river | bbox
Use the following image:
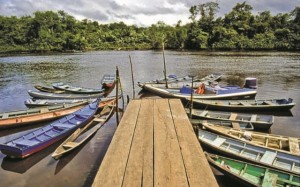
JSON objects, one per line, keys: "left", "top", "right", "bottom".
{"left": 0, "top": 50, "right": 299, "bottom": 186}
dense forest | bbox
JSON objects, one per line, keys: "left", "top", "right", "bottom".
{"left": 0, "top": 2, "right": 299, "bottom": 53}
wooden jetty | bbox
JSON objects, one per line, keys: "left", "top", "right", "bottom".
{"left": 92, "top": 99, "right": 218, "bottom": 187}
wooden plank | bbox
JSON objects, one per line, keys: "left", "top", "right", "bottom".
{"left": 260, "top": 151, "right": 277, "bottom": 165}
{"left": 122, "top": 99, "right": 153, "bottom": 187}
{"left": 62, "top": 142, "right": 79, "bottom": 148}
{"left": 262, "top": 172, "right": 278, "bottom": 187}
{"left": 142, "top": 99, "right": 154, "bottom": 187}
{"left": 153, "top": 99, "right": 188, "bottom": 187}
{"left": 92, "top": 100, "right": 141, "bottom": 187}
{"left": 264, "top": 101, "right": 275, "bottom": 105}
{"left": 200, "top": 110, "right": 208, "bottom": 117}
{"left": 240, "top": 101, "right": 251, "bottom": 106}
{"left": 232, "top": 122, "right": 241, "bottom": 130}
{"left": 288, "top": 137, "right": 300, "bottom": 154}
{"left": 229, "top": 113, "right": 237, "bottom": 120}
{"left": 169, "top": 99, "right": 218, "bottom": 187}
{"left": 250, "top": 115, "right": 257, "bottom": 122}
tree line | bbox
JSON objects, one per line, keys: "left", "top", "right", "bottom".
{"left": 0, "top": 2, "right": 299, "bottom": 53}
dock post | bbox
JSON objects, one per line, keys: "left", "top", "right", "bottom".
{"left": 116, "top": 66, "right": 119, "bottom": 125}
{"left": 189, "top": 76, "right": 194, "bottom": 119}
{"left": 129, "top": 55, "right": 135, "bottom": 99}
{"left": 162, "top": 42, "right": 168, "bottom": 88}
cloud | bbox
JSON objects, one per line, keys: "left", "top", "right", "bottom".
{"left": 0, "top": 0, "right": 299, "bottom": 26}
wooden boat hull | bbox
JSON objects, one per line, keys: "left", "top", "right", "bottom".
{"left": 52, "top": 102, "right": 115, "bottom": 159}
{"left": 0, "top": 100, "right": 100, "bottom": 158}
{"left": 25, "top": 98, "right": 90, "bottom": 107}
{"left": 187, "top": 98, "right": 295, "bottom": 111}
{"left": 191, "top": 119, "right": 255, "bottom": 131}
{"left": 0, "top": 102, "right": 88, "bottom": 129}
{"left": 34, "top": 85, "right": 65, "bottom": 94}
{"left": 140, "top": 83, "right": 257, "bottom": 100}
{"left": 206, "top": 153, "right": 300, "bottom": 187}
{"left": 142, "top": 73, "right": 222, "bottom": 85}
{"left": 202, "top": 123, "right": 300, "bottom": 156}
{"left": 188, "top": 109, "right": 274, "bottom": 130}
{"left": 28, "top": 90, "right": 104, "bottom": 99}
{"left": 198, "top": 129, "right": 300, "bottom": 175}
{"left": 52, "top": 82, "right": 105, "bottom": 94}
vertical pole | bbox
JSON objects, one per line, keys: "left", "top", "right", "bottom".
{"left": 129, "top": 55, "right": 135, "bottom": 99}
{"left": 116, "top": 66, "right": 119, "bottom": 125}
{"left": 162, "top": 42, "right": 168, "bottom": 88}
{"left": 189, "top": 76, "right": 194, "bottom": 119}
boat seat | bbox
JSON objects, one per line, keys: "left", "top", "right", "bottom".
{"left": 63, "top": 142, "right": 79, "bottom": 148}
{"left": 288, "top": 137, "right": 300, "bottom": 154}
{"left": 93, "top": 118, "right": 106, "bottom": 122}
{"left": 240, "top": 101, "right": 251, "bottom": 106}
{"left": 263, "top": 101, "right": 275, "bottom": 105}
{"left": 262, "top": 172, "right": 277, "bottom": 187}
{"left": 2, "top": 113, "right": 9, "bottom": 119}
{"left": 53, "top": 123, "right": 72, "bottom": 130}
{"left": 14, "top": 139, "right": 40, "bottom": 147}
{"left": 250, "top": 115, "right": 257, "bottom": 122}
{"left": 40, "top": 108, "right": 49, "bottom": 113}
{"left": 260, "top": 151, "right": 277, "bottom": 165}
{"left": 212, "top": 137, "right": 226, "bottom": 147}
{"left": 229, "top": 113, "right": 237, "bottom": 120}
{"left": 200, "top": 111, "right": 208, "bottom": 117}
{"left": 232, "top": 122, "right": 241, "bottom": 130}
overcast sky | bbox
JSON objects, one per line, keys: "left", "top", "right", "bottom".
{"left": 0, "top": 0, "right": 299, "bottom": 26}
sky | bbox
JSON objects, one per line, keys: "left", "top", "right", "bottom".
{"left": 0, "top": 0, "right": 299, "bottom": 26}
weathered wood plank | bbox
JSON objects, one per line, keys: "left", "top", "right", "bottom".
{"left": 92, "top": 100, "right": 141, "bottom": 187}
{"left": 169, "top": 99, "right": 218, "bottom": 187}
{"left": 154, "top": 99, "right": 188, "bottom": 187}
{"left": 142, "top": 99, "right": 154, "bottom": 187}
{"left": 122, "top": 99, "right": 153, "bottom": 187}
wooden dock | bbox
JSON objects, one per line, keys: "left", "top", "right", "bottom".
{"left": 92, "top": 99, "right": 218, "bottom": 187}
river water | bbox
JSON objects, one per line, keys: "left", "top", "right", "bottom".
{"left": 0, "top": 51, "right": 299, "bottom": 186}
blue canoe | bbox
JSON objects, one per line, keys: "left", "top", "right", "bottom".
{"left": 0, "top": 99, "right": 100, "bottom": 158}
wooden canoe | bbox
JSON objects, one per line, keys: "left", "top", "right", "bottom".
{"left": 52, "top": 82, "right": 105, "bottom": 94}
{"left": 187, "top": 109, "right": 274, "bottom": 130}
{"left": 139, "top": 83, "right": 256, "bottom": 100}
{"left": 186, "top": 98, "right": 295, "bottom": 111}
{"left": 0, "top": 102, "right": 89, "bottom": 129}
{"left": 190, "top": 119, "right": 255, "bottom": 131}
{"left": 0, "top": 97, "right": 117, "bottom": 129}
{"left": 24, "top": 96, "right": 118, "bottom": 107}
{"left": 205, "top": 153, "right": 300, "bottom": 187}
{"left": 0, "top": 100, "right": 100, "bottom": 158}
{"left": 52, "top": 102, "right": 115, "bottom": 159}
{"left": 34, "top": 85, "right": 66, "bottom": 94}
{"left": 142, "top": 73, "right": 222, "bottom": 84}
{"left": 25, "top": 98, "right": 90, "bottom": 107}
{"left": 202, "top": 122, "right": 300, "bottom": 156}
{"left": 198, "top": 129, "right": 300, "bottom": 175}
{"left": 28, "top": 90, "right": 104, "bottom": 99}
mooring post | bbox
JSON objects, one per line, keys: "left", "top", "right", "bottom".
{"left": 162, "top": 42, "right": 168, "bottom": 88}
{"left": 116, "top": 66, "right": 120, "bottom": 125}
{"left": 129, "top": 55, "right": 135, "bottom": 99}
{"left": 189, "top": 76, "right": 194, "bottom": 119}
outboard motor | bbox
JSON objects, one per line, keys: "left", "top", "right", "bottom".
{"left": 244, "top": 77, "right": 257, "bottom": 89}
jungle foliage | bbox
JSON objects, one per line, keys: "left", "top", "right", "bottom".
{"left": 0, "top": 2, "right": 299, "bottom": 53}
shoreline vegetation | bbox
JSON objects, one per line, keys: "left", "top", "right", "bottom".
{"left": 0, "top": 2, "right": 299, "bottom": 55}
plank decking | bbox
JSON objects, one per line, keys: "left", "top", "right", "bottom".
{"left": 92, "top": 99, "right": 218, "bottom": 187}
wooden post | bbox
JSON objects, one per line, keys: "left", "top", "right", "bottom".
{"left": 129, "top": 55, "right": 135, "bottom": 99}
{"left": 189, "top": 76, "right": 194, "bottom": 119}
{"left": 116, "top": 66, "right": 120, "bottom": 125}
{"left": 162, "top": 42, "right": 168, "bottom": 88}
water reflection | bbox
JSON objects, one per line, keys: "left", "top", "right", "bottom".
{"left": 0, "top": 51, "right": 299, "bottom": 187}
{"left": 1, "top": 139, "right": 63, "bottom": 174}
